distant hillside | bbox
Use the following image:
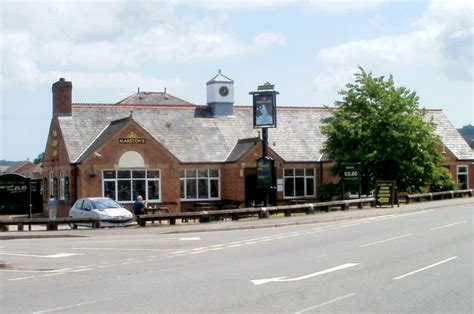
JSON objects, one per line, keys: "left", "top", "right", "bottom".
{"left": 0, "top": 160, "right": 14, "bottom": 166}
{"left": 458, "top": 125, "right": 474, "bottom": 148}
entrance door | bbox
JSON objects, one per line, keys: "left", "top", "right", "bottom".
{"left": 244, "top": 168, "right": 276, "bottom": 207}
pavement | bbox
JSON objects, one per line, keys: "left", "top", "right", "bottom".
{"left": 1, "top": 197, "right": 472, "bottom": 240}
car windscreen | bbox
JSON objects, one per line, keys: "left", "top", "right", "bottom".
{"left": 91, "top": 199, "right": 121, "bottom": 209}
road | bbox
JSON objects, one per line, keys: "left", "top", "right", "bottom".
{"left": 1, "top": 200, "right": 472, "bottom": 313}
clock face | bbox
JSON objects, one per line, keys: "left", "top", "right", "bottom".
{"left": 219, "top": 85, "right": 229, "bottom": 97}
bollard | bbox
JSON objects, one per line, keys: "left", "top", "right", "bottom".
{"left": 259, "top": 208, "right": 269, "bottom": 219}
{"left": 306, "top": 204, "right": 315, "bottom": 215}
{"left": 199, "top": 211, "right": 210, "bottom": 223}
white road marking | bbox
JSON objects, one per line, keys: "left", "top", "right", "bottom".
{"left": 32, "top": 300, "right": 102, "bottom": 313}
{"left": 162, "top": 209, "right": 437, "bottom": 258}
{"left": 71, "top": 268, "right": 92, "bottom": 272}
{"left": 360, "top": 234, "right": 412, "bottom": 248}
{"left": 295, "top": 293, "right": 355, "bottom": 313}
{"left": 314, "top": 254, "right": 328, "bottom": 258}
{"left": 8, "top": 276, "right": 35, "bottom": 281}
{"left": 397, "top": 209, "right": 435, "bottom": 217}
{"left": 430, "top": 221, "right": 467, "bottom": 230}
{"left": 72, "top": 247, "right": 173, "bottom": 252}
{"left": 251, "top": 263, "right": 359, "bottom": 285}
{"left": 393, "top": 256, "right": 458, "bottom": 280}
{"left": 1, "top": 268, "right": 73, "bottom": 274}
{"left": 179, "top": 237, "right": 201, "bottom": 241}
{"left": 0, "top": 252, "right": 83, "bottom": 258}
{"left": 43, "top": 273, "right": 64, "bottom": 277}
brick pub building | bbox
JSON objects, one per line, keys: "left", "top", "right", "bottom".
{"left": 42, "top": 72, "right": 473, "bottom": 217}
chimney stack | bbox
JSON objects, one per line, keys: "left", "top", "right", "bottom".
{"left": 52, "top": 78, "right": 72, "bottom": 116}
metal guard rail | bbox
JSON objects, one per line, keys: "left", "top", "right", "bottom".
{"left": 136, "top": 198, "right": 376, "bottom": 226}
{"left": 405, "top": 189, "right": 473, "bottom": 204}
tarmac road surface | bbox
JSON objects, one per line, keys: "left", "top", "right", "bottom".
{"left": 0, "top": 198, "right": 472, "bottom": 313}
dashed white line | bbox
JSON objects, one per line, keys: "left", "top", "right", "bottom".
{"left": 71, "top": 268, "right": 92, "bottom": 273}
{"left": 393, "top": 256, "right": 458, "bottom": 280}
{"left": 8, "top": 276, "right": 36, "bottom": 281}
{"left": 179, "top": 237, "right": 201, "bottom": 241}
{"left": 429, "top": 221, "right": 467, "bottom": 230}
{"left": 43, "top": 273, "right": 64, "bottom": 277}
{"left": 0, "top": 252, "right": 83, "bottom": 258}
{"left": 360, "top": 234, "right": 412, "bottom": 248}
{"left": 32, "top": 300, "right": 103, "bottom": 313}
{"left": 295, "top": 293, "right": 355, "bottom": 313}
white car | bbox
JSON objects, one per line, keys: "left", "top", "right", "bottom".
{"left": 69, "top": 197, "right": 133, "bottom": 229}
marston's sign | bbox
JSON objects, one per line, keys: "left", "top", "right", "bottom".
{"left": 118, "top": 131, "right": 146, "bottom": 144}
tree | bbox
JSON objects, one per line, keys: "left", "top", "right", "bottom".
{"left": 458, "top": 124, "right": 474, "bottom": 148}
{"left": 33, "top": 152, "right": 44, "bottom": 164}
{"left": 321, "top": 68, "right": 452, "bottom": 193}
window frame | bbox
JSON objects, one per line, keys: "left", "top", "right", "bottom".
{"left": 180, "top": 169, "right": 220, "bottom": 201}
{"left": 283, "top": 167, "right": 316, "bottom": 199}
{"left": 59, "top": 170, "right": 65, "bottom": 200}
{"left": 49, "top": 171, "right": 54, "bottom": 197}
{"left": 102, "top": 169, "right": 162, "bottom": 203}
{"left": 457, "top": 165, "right": 469, "bottom": 189}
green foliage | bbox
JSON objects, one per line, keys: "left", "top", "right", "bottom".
{"left": 33, "top": 152, "right": 44, "bottom": 164}
{"left": 322, "top": 67, "right": 454, "bottom": 193}
{"left": 458, "top": 124, "right": 474, "bottom": 148}
{"left": 319, "top": 183, "right": 341, "bottom": 201}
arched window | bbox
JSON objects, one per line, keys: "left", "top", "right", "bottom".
{"left": 102, "top": 151, "right": 160, "bottom": 203}
{"left": 118, "top": 151, "right": 145, "bottom": 168}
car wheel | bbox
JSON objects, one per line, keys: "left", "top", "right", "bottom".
{"left": 69, "top": 223, "right": 78, "bottom": 229}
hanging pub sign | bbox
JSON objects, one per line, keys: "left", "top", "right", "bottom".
{"left": 257, "top": 156, "right": 274, "bottom": 189}
{"left": 375, "top": 180, "right": 398, "bottom": 207}
{"left": 250, "top": 82, "right": 278, "bottom": 128}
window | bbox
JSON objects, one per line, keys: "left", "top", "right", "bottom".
{"left": 457, "top": 165, "right": 469, "bottom": 189}
{"left": 64, "top": 177, "right": 70, "bottom": 200}
{"left": 284, "top": 168, "right": 315, "bottom": 198}
{"left": 60, "top": 171, "right": 65, "bottom": 200}
{"left": 180, "top": 169, "right": 220, "bottom": 200}
{"left": 49, "top": 171, "right": 54, "bottom": 197}
{"left": 102, "top": 169, "right": 161, "bottom": 203}
{"left": 43, "top": 178, "right": 48, "bottom": 200}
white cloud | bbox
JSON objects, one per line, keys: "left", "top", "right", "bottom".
{"left": 253, "top": 32, "right": 287, "bottom": 47}
{"left": 176, "top": 0, "right": 294, "bottom": 10}
{"left": 418, "top": 0, "right": 474, "bottom": 81}
{"left": 308, "top": 0, "right": 387, "bottom": 12}
{"left": 314, "top": 0, "right": 474, "bottom": 91}
{"left": 1, "top": 0, "right": 286, "bottom": 89}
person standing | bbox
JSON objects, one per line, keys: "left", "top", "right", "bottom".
{"left": 47, "top": 195, "right": 58, "bottom": 219}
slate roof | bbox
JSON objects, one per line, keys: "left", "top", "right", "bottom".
{"left": 429, "top": 110, "right": 474, "bottom": 160}
{"left": 226, "top": 137, "right": 260, "bottom": 162}
{"left": 74, "top": 117, "right": 131, "bottom": 163}
{"left": 57, "top": 96, "right": 474, "bottom": 164}
{"left": 116, "top": 92, "right": 194, "bottom": 106}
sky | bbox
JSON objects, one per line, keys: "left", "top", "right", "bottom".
{"left": 1, "top": 0, "right": 473, "bottom": 161}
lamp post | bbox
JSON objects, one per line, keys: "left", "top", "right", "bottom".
{"left": 250, "top": 82, "right": 279, "bottom": 206}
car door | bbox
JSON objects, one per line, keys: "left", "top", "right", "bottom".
{"left": 81, "top": 199, "right": 94, "bottom": 218}
{"left": 70, "top": 199, "right": 84, "bottom": 218}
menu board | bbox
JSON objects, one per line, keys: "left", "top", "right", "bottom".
{"left": 375, "top": 180, "right": 397, "bottom": 207}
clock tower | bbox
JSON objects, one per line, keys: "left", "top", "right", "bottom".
{"left": 206, "top": 70, "right": 234, "bottom": 117}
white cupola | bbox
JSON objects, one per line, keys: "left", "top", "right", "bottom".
{"left": 206, "top": 70, "right": 234, "bottom": 116}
